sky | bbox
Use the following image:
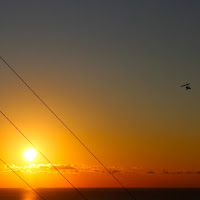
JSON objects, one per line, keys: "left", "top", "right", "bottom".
{"left": 0, "top": 0, "right": 200, "bottom": 189}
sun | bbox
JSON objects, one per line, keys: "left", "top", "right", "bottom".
{"left": 24, "top": 148, "right": 37, "bottom": 161}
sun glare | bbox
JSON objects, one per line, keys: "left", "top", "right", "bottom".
{"left": 24, "top": 148, "right": 37, "bottom": 161}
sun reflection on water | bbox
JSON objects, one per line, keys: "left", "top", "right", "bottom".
{"left": 22, "top": 189, "right": 39, "bottom": 200}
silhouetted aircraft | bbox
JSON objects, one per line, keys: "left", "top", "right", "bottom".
{"left": 180, "top": 83, "right": 191, "bottom": 90}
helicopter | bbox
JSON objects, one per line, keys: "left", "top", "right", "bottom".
{"left": 180, "top": 83, "right": 191, "bottom": 90}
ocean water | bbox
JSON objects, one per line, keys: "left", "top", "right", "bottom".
{"left": 0, "top": 188, "right": 200, "bottom": 200}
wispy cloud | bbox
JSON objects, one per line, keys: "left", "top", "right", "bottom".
{"left": 1, "top": 164, "right": 77, "bottom": 174}
{"left": 1, "top": 164, "right": 200, "bottom": 176}
{"left": 162, "top": 169, "right": 200, "bottom": 175}
{"left": 0, "top": 164, "right": 123, "bottom": 175}
{"left": 146, "top": 170, "right": 155, "bottom": 174}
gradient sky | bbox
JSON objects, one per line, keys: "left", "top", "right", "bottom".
{"left": 0, "top": 1, "right": 200, "bottom": 188}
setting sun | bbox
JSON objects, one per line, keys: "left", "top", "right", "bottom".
{"left": 24, "top": 148, "right": 37, "bottom": 161}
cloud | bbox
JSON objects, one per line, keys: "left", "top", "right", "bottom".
{"left": 146, "top": 171, "right": 155, "bottom": 174}
{"left": 1, "top": 164, "right": 78, "bottom": 174}
{"left": 1, "top": 162, "right": 145, "bottom": 175}
{"left": 1, "top": 164, "right": 123, "bottom": 175}
{"left": 50, "top": 164, "right": 76, "bottom": 170}
{"left": 162, "top": 169, "right": 200, "bottom": 175}
{"left": 185, "top": 171, "right": 194, "bottom": 174}
{"left": 2, "top": 164, "right": 200, "bottom": 176}
{"left": 176, "top": 171, "right": 184, "bottom": 174}
{"left": 163, "top": 169, "right": 169, "bottom": 174}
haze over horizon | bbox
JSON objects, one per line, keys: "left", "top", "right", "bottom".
{"left": 0, "top": 1, "right": 200, "bottom": 189}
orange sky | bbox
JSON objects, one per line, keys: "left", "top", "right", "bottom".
{"left": 0, "top": 62, "right": 200, "bottom": 188}
{"left": 0, "top": 100, "right": 200, "bottom": 188}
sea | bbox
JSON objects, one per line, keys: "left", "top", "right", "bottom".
{"left": 0, "top": 188, "right": 200, "bottom": 200}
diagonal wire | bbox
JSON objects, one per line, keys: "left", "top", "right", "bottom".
{"left": 0, "top": 55, "right": 136, "bottom": 200}
{"left": 0, "top": 158, "right": 46, "bottom": 200}
{"left": 0, "top": 110, "right": 87, "bottom": 200}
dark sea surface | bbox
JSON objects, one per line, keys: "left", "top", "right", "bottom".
{"left": 0, "top": 188, "right": 200, "bottom": 200}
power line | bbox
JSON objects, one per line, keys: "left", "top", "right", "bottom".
{"left": 0, "top": 158, "right": 46, "bottom": 200}
{"left": 0, "top": 110, "right": 87, "bottom": 200}
{"left": 0, "top": 55, "right": 136, "bottom": 200}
